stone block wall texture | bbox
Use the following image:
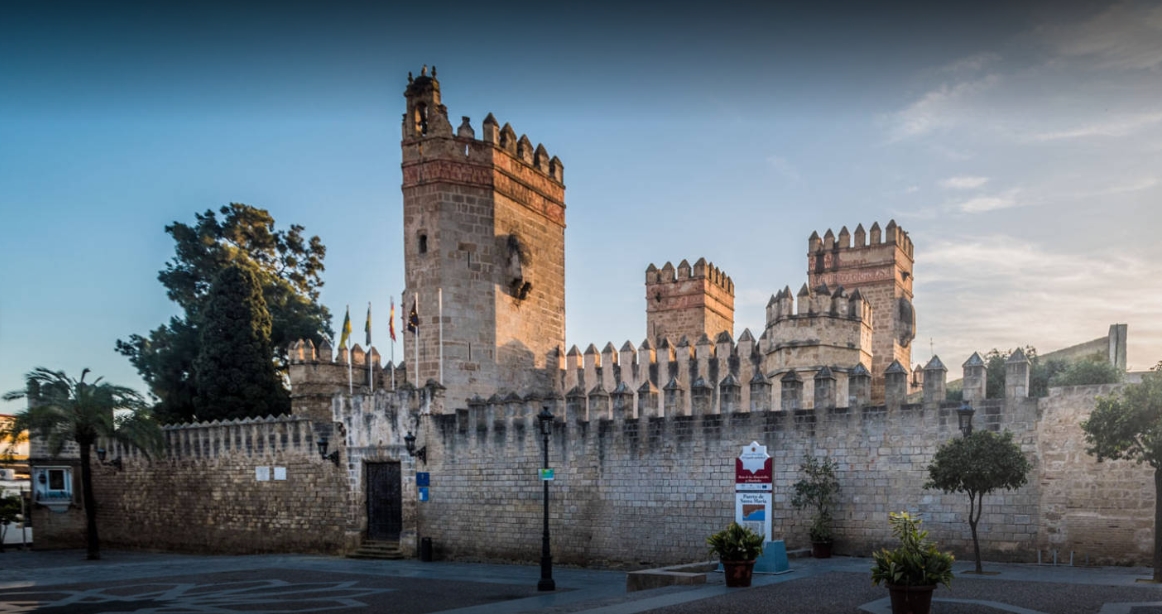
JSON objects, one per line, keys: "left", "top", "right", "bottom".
{"left": 1036, "top": 384, "right": 1154, "bottom": 564}
{"left": 412, "top": 383, "right": 1152, "bottom": 568}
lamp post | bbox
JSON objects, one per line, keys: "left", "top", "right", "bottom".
{"left": 537, "top": 405, "right": 555, "bottom": 592}
{"left": 957, "top": 401, "right": 975, "bottom": 437}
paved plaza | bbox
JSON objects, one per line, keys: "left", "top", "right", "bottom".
{"left": 3, "top": 549, "right": 1162, "bottom": 613}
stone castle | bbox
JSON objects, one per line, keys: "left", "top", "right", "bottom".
{"left": 295, "top": 66, "right": 920, "bottom": 415}
{"left": 27, "top": 68, "right": 1150, "bottom": 571}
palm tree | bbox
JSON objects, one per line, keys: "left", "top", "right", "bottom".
{"left": 1, "top": 368, "right": 163, "bottom": 560}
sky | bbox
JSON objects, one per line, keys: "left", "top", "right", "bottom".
{"left": 2, "top": 0, "right": 1161, "bottom": 411}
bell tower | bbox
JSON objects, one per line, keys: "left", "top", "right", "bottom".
{"left": 400, "top": 66, "right": 566, "bottom": 407}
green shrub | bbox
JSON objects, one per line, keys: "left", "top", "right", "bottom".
{"left": 871, "top": 512, "right": 954, "bottom": 588}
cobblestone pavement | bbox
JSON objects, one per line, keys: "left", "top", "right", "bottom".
{"left": 2, "top": 550, "right": 1161, "bottom": 613}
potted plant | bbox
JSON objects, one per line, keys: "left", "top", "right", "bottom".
{"left": 791, "top": 454, "right": 840, "bottom": 557}
{"left": 871, "top": 512, "right": 955, "bottom": 614}
{"left": 706, "top": 522, "right": 765, "bottom": 588}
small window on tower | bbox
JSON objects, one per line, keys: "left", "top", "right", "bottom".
{"left": 419, "top": 234, "right": 428, "bottom": 254}
{"left": 415, "top": 103, "right": 429, "bottom": 136}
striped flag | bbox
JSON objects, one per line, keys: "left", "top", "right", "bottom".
{"left": 365, "top": 302, "right": 372, "bottom": 347}
{"left": 338, "top": 306, "right": 352, "bottom": 349}
{"left": 389, "top": 300, "right": 397, "bottom": 342}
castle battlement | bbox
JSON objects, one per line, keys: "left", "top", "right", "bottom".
{"left": 765, "top": 283, "right": 872, "bottom": 322}
{"left": 809, "top": 220, "right": 914, "bottom": 257}
{"left": 645, "top": 258, "right": 734, "bottom": 294}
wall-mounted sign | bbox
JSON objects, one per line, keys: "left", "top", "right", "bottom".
{"left": 735, "top": 441, "right": 773, "bottom": 490}
{"left": 539, "top": 468, "right": 555, "bottom": 481}
{"left": 274, "top": 467, "right": 287, "bottom": 481}
{"left": 419, "top": 487, "right": 429, "bottom": 502}
{"left": 735, "top": 492, "right": 772, "bottom": 542}
{"left": 255, "top": 467, "right": 270, "bottom": 482}
{"left": 416, "top": 472, "right": 430, "bottom": 487}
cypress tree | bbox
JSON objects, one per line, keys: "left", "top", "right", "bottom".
{"left": 194, "top": 262, "right": 288, "bottom": 420}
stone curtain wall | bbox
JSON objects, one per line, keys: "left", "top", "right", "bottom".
{"left": 89, "top": 416, "right": 348, "bottom": 554}
{"left": 1037, "top": 384, "right": 1154, "bottom": 564}
{"left": 416, "top": 395, "right": 1044, "bottom": 567}
{"left": 413, "top": 382, "right": 1153, "bottom": 568}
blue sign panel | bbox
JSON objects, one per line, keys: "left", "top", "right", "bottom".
{"left": 416, "top": 472, "right": 430, "bottom": 487}
{"left": 418, "top": 486, "right": 429, "bottom": 502}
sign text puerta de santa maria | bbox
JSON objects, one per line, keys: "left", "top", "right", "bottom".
{"left": 735, "top": 441, "right": 772, "bottom": 541}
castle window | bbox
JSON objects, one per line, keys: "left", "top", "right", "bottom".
{"left": 419, "top": 234, "right": 428, "bottom": 254}
{"left": 414, "top": 103, "right": 429, "bottom": 136}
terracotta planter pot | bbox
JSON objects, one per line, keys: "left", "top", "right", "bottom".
{"left": 721, "top": 559, "right": 756, "bottom": 587}
{"left": 886, "top": 584, "right": 936, "bottom": 614}
{"left": 811, "top": 541, "right": 832, "bottom": 558}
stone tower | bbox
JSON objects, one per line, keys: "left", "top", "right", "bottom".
{"left": 645, "top": 258, "right": 734, "bottom": 345}
{"left": 400, "top": 66, "right": 566, "bottom": 407}
{"left": 806, "top": 221, "right": 915, "bottom": 401}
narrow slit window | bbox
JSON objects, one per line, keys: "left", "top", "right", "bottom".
{"left": 419, "top": 234, "right": 428, "bottom": 254}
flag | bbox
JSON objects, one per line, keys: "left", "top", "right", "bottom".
{"left": 407, "top": 299, "right": 419, "bottom": 334}
{"left": 365, "top": 302, "right": 372, "bottom": 347}
{"left": 389, "top": 300, "right": 397, "bottom": 342}
{"left": 338, "top": 306, "right": 352, "bottom": 349}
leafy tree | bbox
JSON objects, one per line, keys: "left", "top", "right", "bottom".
{"left": 925, "top": 430, "right": 1031, "bottom": 573}
{"left": 0, "top": 493, "right": 21, "bottom": 552}
{"left": 117, "top": 204, "right": 331, "bottom": 423}
{"left": 1081, "top": 365, "right": 1162, "bottom": 581}
{"left": 1049, "top": 355, "right": 1123, "bottom": 387}
{"left": 791, "top": 454, "right": 841, "bottom": 543}
{"left": 1, "top": 368, "right": 163, "bottom": 560}
{"left": 194, "top": 263, "right": 287, "bottom": 420}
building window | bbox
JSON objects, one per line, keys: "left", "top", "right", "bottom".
{"left": 33, "top": 466, "right": 73, "bottom": 512}
{"left": 419, "top": 234, "right": 428, "bottom": 254}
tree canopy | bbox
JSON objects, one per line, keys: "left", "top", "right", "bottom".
{"left": 117, "top": 204, "right": 331, "bottom": 423}
{"left": 982, "top": 347, "right": 1121, "bottom": 398}
{"left": 925, "top": 430, "right": 1031, "bottom": 573}
{"left": 194, "top": 263, "right": 287, "bottom": 420}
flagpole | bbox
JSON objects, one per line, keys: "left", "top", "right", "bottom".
{"left": 390, "top": 298, "right": 397, "bottom": 390}
{"left": 415, "top": 291, "right": 420, "bottom": 388}
{"left": 438, "top": 288, "right": 443, "bottom": 386}
{"left": 348, "top": 342, "right": 353, "bottom": 397}
{"left": 368, "top": 302, "right": 374, "bottom": 394}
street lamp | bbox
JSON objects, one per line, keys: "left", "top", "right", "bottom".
{"left": 957, "top": 401, "right": 975, "bottom": 437}
{"left": 537, "top": 405, "right": 555, "bottom": 592}
{"left": 96, "top": 447, "right": 122, "bottom": 471}
{"left": 316, "top": 436, "right": 340, "bottom": 465}
{"left": 404, "top": 431, "right": 427, "bottom": 465}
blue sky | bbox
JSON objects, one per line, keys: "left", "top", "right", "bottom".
{"left": 3, "top": 1, "right": 1161, "bottom": 411}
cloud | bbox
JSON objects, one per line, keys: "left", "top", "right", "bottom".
{"left": 1024, "top": 110, "right": 1162, "bottom": 141}
{"left": 904, "top": 185, "right": 920, "bottom": 194}
{"left": 953, "top": 188, "right": 1022, "bottom": 213}
{"left": 766, "top": 155, "right": 800, "bottom": 180}
{"left": 887, "top": 74, "right": 1000, "bottom": 141}
{"left": 938, "top": 52, "right": 1002, "bottom": 74}
{"left": 916, "top": 235, "right": 1162, "bottom": 370}
{"left": 1043, "top": 1, "right": 1162, "bottom": 71}
{"left": 939, "top": 176, "right": 989, "bottom": 189}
